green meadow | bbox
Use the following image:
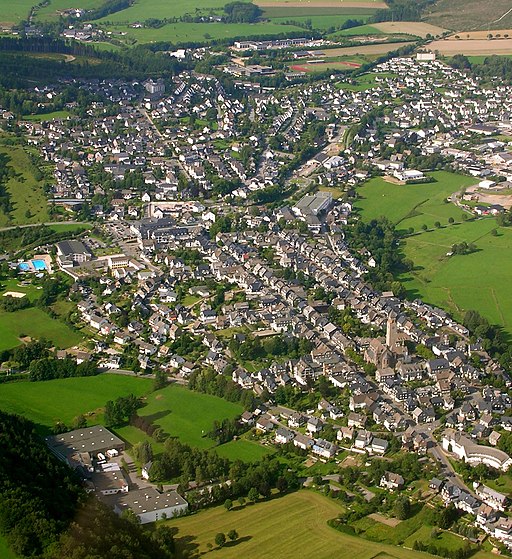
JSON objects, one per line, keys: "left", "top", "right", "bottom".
{"left": 138, "top": 385, "right": 243, "bottom": 449}
{"left": 0, "top": 375, "right": 152, "bottom": 432}
{"left": 214, "top": 438, "right": 274, "bottom": 462}
{"left": 0, "top": 145, "right": 50, "bottom": 226}
{"left": 356, "top": 171, "right": 512, "bottom": 332}
{"left": 270, "top": 14, "right": 373, "bottom": 30}
{"left": 0, "top": 307, "right": 83, "bottom": 351}
{"left": 0, "top": 0, "right": 34, "bottom": 27}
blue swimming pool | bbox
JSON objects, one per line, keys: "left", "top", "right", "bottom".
{"left": 18, "top": 263, "right": 30, "bottom": 271}
{"left": 31, "top": 260, "right": 47, "bottom": 271}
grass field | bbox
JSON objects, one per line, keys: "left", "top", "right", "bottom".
{"left": 270, "top": 14, "right": 373, "bottom": 29}
{"left": 429, "top": 38, "right": 512, "bottom": 56}
{"left": 0, "top": 0, "right": 34, "bottom": 27}
{"left": 168, "top": 490, "right": 471, "bottom": 559}
{"left": 355, "top": 171, "right": 476, "bottom": 231}
{"left": 0, "top": 145, "right": 49, "bottom": 226}
{"left": 356, "top": 171, "right": 512, "bottom": 331}
{"left": 372, "top": 21, "right": 447, "bottom": 38}
{"left": 264, "top": 6, "right": 376, "bottom": 18}
{"left": 24, "top": 110, "right": 71, "bottom": 121}
{"left": 138, "top": 385, "right": 243, "bottom": 449}
{"left": 105, "top": 21, "right": 304, "bottom": 44}
{"left": 0, "top": 374, "right": 152, "bottom": 432}
{"left": 215, "top": 438, "right": 274, "bottom": 462}
{"left": 0, "top": 306, "right": 83, "bottom": 351}
{"left": 0, "top": 534, "right": 17, "bottom": 559}
{"left": 34, "top": 0, "right": 104, "bottom": 21}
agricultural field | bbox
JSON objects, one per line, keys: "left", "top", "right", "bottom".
{"left": 138, "top": 385, "right": 243, "bottom": 449}
{"left": 104, "top": 21, "right": 304, "bottom": 45}
{"left": 168, "top": 490, "right": 465, "bottom": 559}
{"left": 401, "top": 219, "right": 512, "bottom": 334}
{"left": 355, "top": 171, "right": 512, "bottom": 331}
{"left": 0, "top": 0, "right": 34, "bottom": 28}
{"left": 270, "top": 14, "right": 374, "bottom": 30}
{"left": 0, "top": 306, "right": 83, "bottom": 351}
{"left": 355, "top": 171, "right": 476, "bottom": 231}
{"left": 214, "top": 438, "right": 274, "bottom": 462}
{"left": 34, "top": 0, "right": 105, "bottom": 21}
{"left": 371, "top": 21, "right": 447, "bottom": 38}
{"left": 0, "top": 374, "right": 152, "bottom": 433}
{"left": 262, "top": 6, "right": 377, "bottom": 18}
{"left": 255, "top": 0, "right": 387, "bottom": 8}
{"left": 429, "top": 38, "right": 512, "bottom": 56}
{"left": 0, "top": 145, "right": 50, "bottom": 227}
{"left": 424, "top": 0, "right": 512, "bottom": 31}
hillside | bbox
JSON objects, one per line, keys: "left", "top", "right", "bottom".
{"left": 425, "top": 0, "right": 512, "bottom": 31}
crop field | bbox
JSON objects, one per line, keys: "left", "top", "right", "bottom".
{"left": 0, "top": 375, "right": 152, "bottom": 432}
{"left": 429, "top": 38, "right": 512, "bottom": 56}
{"left": 371, "top": 21, "right": 447, "bottom": 38}
{"left": 0, "top": 0, "right": 34, "bottom": 28}
{"left": 0, "top": 307, "right": 83, "bottom": 351}
{"left": 138, "top": 385, "right": 243, "bottom": 449}
{"left": 0, "top": 145, "right": 49, "bottom": 226}
{"left": 105, "top": 21, "right": 304, "bottom": 45}
{"left": 425, "top": 0, "right": 512, "bottom": 31}
{"left": 169, "top": 490, "right": 464, "bottom": 559}
{"left": 214, "top": 438, "right": 274, "bottom": 462}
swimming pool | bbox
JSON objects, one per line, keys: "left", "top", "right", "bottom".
{"left": 18, "top": 263, "right": 30, "bottom": 271}
{"left": 31, "top": 260, "right": 47, "bottom": 271}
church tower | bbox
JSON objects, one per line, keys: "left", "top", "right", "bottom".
{"left": 386, "top": 315, "right": 398, "bottom": 351}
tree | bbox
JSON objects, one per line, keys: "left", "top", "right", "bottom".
{"left": 394, "top": 496, "right": 411, "bottom": 520}
{"left": 215, "top": 533, "right": 226, "bottom": 547}
{"left": 72, "top": 414, "right": 87, "bottom": 429}
{"left": 434, "top": 221, "right": 441, "bottom": 228}
{"left": 133, "top": 440, "right": 153, "bottom": 464}
{"left": 448, "top": 217, "right": 455, "bottom": 224}
{"left": 248, "top": 487, "right": 259, "bottom": 502}
{"left": 238, "top": 496, "right": 246, "bottom": 507}
{"left": 153, "top": 370, "right": 168, "bottom": 391}
{"left": 227, "top": 529, "right": 238, "bottom": 541}
{"left": 224, "top": 498, "right": 233, "bottom": 511}
{"left": 421, "top": 224, "right": 428, "bottom": 231}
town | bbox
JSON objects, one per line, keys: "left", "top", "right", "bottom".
{"left": 3, "top": 42, "right": 512, "bottom": 559}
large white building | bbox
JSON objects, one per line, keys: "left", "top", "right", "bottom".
{"left": 114, "top": 488, "right": 188, "bottom": 524}
{"left": 443, "top": 429, "right": 512, "bottom": 471}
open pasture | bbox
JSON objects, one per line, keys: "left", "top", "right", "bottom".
{"left": 429, "top": 38, "right": 512, "bottom": 56}
{"left": 138, "top": 385, "right": 243, "bottom": 449}
{"left": 0, "top": 1, "right": 34, "bottom": 28}
{"left": 0, "top": 374, "right": 152, "bottom": 432}
{"left": 371, "top": 21, "right": 447, "bottom": 38}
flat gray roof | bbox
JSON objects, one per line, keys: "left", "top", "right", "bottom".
{"left": 115, "top": 488, "right": 187, "bottom": 513}
{"left": 46, "top": 425, "right": 125, "bottom": 458}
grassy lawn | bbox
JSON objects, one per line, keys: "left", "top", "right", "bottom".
{"left": 330, "top": 24, "right": 383, "bottom": 37}
{"left": 0, "top": 374, "right": 152, "bottom": 433}
{"left": 114, "top": 424, "right": 166, "bottom": 456}
{"left": 404, "top": 524, "right": 468, "bottom": 550}
{"left": 0, "top": 307, "right": 83, "bottom": 351}
{"left": 138, "top": 385, "right": 243, "bottom": 449}
{"left": 215, "top": 439, "right": 274, "bottom": 462}
{"left": 24, "top": 110, "right": 71, "bottom": 121}
{"left": 0, "top": 145, "right": 49, "bottom": 226}
{"left": 0, "top": 277, "right": 42, "bottom": 301}
{"left": 481, "top": 474, "right": 512, "bottom": 496}
{"left": 0, "top": 534, "right": 18, "bottom": 559}
{"left": 169, "top": 490, "right": 454, "bottom": 559}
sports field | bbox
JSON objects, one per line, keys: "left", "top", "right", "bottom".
{"left": 0, "top": 374, "right": 152, "bottom": 432}
{"left": 138, "top": 385, "right": 243, "bottom": 449}
{"left": 0, "top": 145, "right": 49, "bottom": 226}
{"left": 168, "top": 490, "right": 469, "bottom": 559}
{"left": 0, "top": 307, "right": 83, "bottom": 351}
